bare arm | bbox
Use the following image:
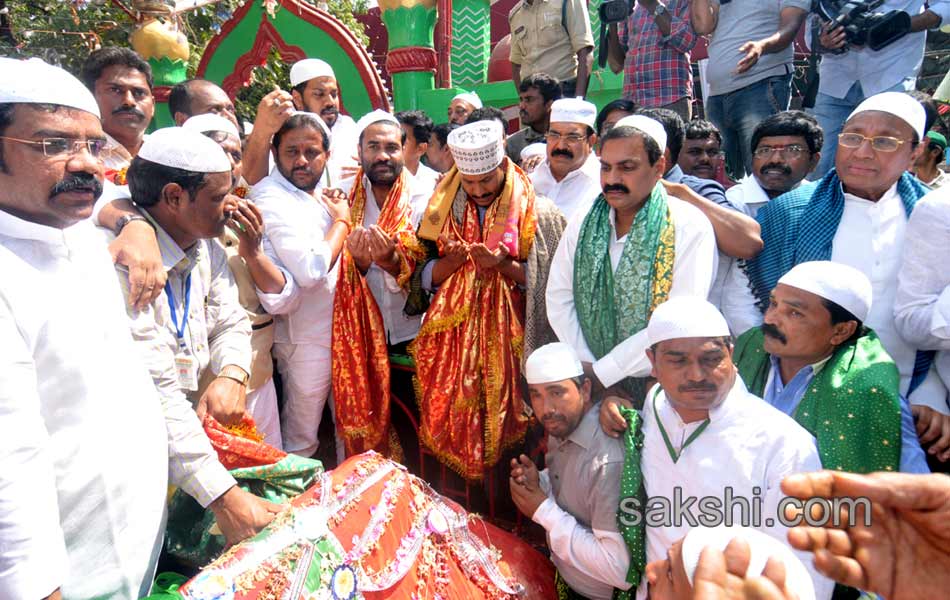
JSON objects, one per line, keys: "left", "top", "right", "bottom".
{"left": 242, "top": 89, "right": 296, "bottom": 185}
{"left": 662, "top": 180, "right": 763, "bottom": 259}
{"left": 230, "top": 201, "right": 286, "bottom": 294}
{"left": 511, "top": 63, "right": 522, "bottom": 91}
{"left": 735, "top": 7, "right": 808, "bottom": 74}
{"left": 606, "top": 24, "right": 626, "bottom": 74}
{"left": 690, "top": 0, "right": 719, "bottom": 35}
{"left": 910, "top": 9, "right": 943, "bottom": 33}
{"left": 496, "top": 256, "right": 527, "bottom": 286}
{"left": 575, "top": 46, "right": 593, "bottom": 96}
{"left": 99, "top": 198, "right": 165, "bottom": 311}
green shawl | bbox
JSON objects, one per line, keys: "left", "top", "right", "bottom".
{"left": 574, "top": 184, "right": 674, "bottom": 404}
{"left": 734, "top": 327, "right": 902, "bottom": 473}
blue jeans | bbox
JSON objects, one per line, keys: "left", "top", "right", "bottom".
{"left": 705, "top": 73, "right": 792, "bottom": 180}
{"left": 811, "top": 77, "right": 916, "bottom": 180}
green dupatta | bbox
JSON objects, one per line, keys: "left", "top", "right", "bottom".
{"left": 573, "top": 184, "right": 675, "bottom": 404}
{"left": 734, "top": 327, "right": 901, "bottom": 473}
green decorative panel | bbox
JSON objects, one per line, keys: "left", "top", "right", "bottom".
{"left": 451, "top": 0, "right": 490, "bottom": 88}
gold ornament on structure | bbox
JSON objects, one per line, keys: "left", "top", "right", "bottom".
{"left": 130, "top": 18, "right": 189, "bottom": 62}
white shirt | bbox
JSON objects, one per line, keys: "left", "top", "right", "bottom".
{"left": 717, "top": 175, "right": 774, "bottom": 335}
{"left": 0, "top": 212, "right": 168, "bottom": 599}
{"left": 529, "top": 152, "right": 601, "bottom": 222}
{"left": 251, "top": 167, "right": 338, "bottom": 346}
{"left": 546, "top": 198, "right": 718, "bottom": 387}
{"left": 816, "top": 1, "right": 950, "bottom": 99}
{"left": 362, "top": 176, "right": 429, "bottom": 344}
{"left": 831, "top": 184, "right": 947, "bottom": 404}
{"left": 641, "top": 378, "right": 832, "bottom": 600}
{"left": 412, "top": 162, "right": 440, "bottom": 205}
{"left": 894, "top": 187, "right": 950, "bottom": 414}
{"left": 328, "top": 114, "right": 359, "bottom": 191}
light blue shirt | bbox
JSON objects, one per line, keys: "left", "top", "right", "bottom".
{"left": 817, "top": 1, "right": 950, "bottom": 98}
{"left": 764, "top": 356, "right": 931, "bottom": 473}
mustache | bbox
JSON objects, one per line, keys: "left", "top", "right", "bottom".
{"left": 603, "top": 183, "right": 630, "bottom": 195}
{"left": 321, "top": 106, "right": 339, "bottom": 116}
{"left": 759, "top": 162, "right": 791, "bottom": 176}
{"left": 50, "top": 172, "right": 102, "bottom": 198}
{"left": 552, "top": 149, "right": 574, "bottom": 159}
{"left": 371, "top": 160, "right": 395, "bottom": 170}
{"left": 112, "top": 105, "right": 145, "bottom": 119}
{"left": 760, "top": 322, "right": 787, "bottom": 344}
{"left": 679, "top": 382, "right": 717, "bottom": 392}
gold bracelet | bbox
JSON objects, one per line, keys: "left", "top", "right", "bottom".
{"left": 333, "top": 218, "right": 352, "bottom": 235}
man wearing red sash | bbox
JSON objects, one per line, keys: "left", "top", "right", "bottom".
{"left": 410, "top": 120, "right": 566, "bottom": 480}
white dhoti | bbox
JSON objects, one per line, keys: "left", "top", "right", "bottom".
{"left": 273, "top": 342, "right": 336, "bottom": 458}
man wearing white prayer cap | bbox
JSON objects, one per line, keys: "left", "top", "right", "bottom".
{"left": 411, "top": 119, "right": 567, "bottom": 481}
{"left": 546, "top": 114, "right": 717, "bottom": 409}
{"left": 733, "top": 261, "right": 929, "bottom": 475}
{"left": 510, "top": 342, "right": 631, "bottom": 599}
{"left": 449, "top": 91, "right": 483, "bottom": 125}
{"left": 644, "top": 525, "right": 816, "bottom": 600}
{"left": 745, "top": 89, "right": 946, "bottom": 429}
{"left": 242, "top": 57, "right": 359, "bottom": 190}
{"left": 599, "top": 297, "right": 830, "bottom": 599}
{"left": 529, "top": 97, "right": 601, "bottom": 221}
{"left": 0, "top": 59, "right": 275, "bottom": 599}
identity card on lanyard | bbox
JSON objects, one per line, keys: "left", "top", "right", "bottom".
{"left": 166, "top": 274, "right": 199, "bottom": 391}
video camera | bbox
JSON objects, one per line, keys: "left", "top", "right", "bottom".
{"left": 598, "top": 0, "right": 633, "bottom": 24}
{"left": 812, "top": 0, "right": 911, "bottom": 53}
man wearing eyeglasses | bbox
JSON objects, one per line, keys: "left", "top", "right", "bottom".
{"left": 529, "top": 97, "right": 601, "bottom": 221}
{"left": 745, "top": 92, "right": 948, "bottom": 422}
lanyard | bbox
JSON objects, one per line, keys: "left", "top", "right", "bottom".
{"left": 652, "top": 387, "right": 711, "bottom": 464}
{"left": 163, "top": 273, "right": 192, "bottom": 351}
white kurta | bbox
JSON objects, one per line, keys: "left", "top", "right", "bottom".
{"left": 546, "top": 197, "right": 718, "bottom": 387}
{"left": 831, "top": 185, "right": 947, "bottom": 405}
{"left": 328, "top": 114, "right": 360, "bottom": 192}
{"left": 0, "top": 212, "right": 168, "bottom": 600}
{"left": 894, "top": 187, "right": 950, "bottom": 414}
{"left": 529, "top": 152, "right": 602, "bottom": 222}
{"left": 640, "top": 378, "right": 832, "bottom": 600}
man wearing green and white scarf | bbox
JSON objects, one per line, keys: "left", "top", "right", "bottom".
{"left": 546, "top": 115, "right": 717, "bottom": 409}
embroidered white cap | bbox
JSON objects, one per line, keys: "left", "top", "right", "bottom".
{"left": 549, "top": 97, "right": 597, "bottom": 129}
{"left": 778, "top": 260, "right": 872, "bottom": 322}
{"left": 447, "top": 120, "right": 506, "bottom": 175}
{"left": 138, "top": 127, "right": 231, "bottom": 173}
{"left": 847, "top": 91, "right": 926, "bottom": 141}
{"left": 355, "top": 108, "right": 401, "bottom": 138}
{"left": 614, "top": 114, "right": 668, "bottom": 152}
{"left": 181, "top": 113, "right": 241, "bottom": 140}
{"left": 452, "top": 91, "right": 483, "bottom": 110}
{"left": 647, "top": 297, "right": 730, "bottom": 346}
{"left": 525, "top": 342, "right": 584, "bottom": 385}
{"left": 0, "top": 57, "right": 100, "bottom": 118}
{"left": 520, "top": 142, "right": 547, "bottom": 161}
{"left": 290, "top": 58, "right": 336, "bottom": 87}
{"left": 681, "top": 526, "right": 816, "bottom": 600}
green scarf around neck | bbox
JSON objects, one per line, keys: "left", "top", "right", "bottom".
{"left": 734, "top": 327, "right": 901, "bottom": 473}
{"left": 573, "top": 184, "right": 674, "bottom": 404}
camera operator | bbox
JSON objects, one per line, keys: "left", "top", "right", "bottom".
{"left": 691, "top": 0, "right": 811, "bottom": 180}
{"left": 605, "top": 1, "right": 698, "bottom": 121}
{"left": 811, "top": 1, "right": 950, "bottom": 179}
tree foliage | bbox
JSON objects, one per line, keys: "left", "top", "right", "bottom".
{"left": 0, "top": 0, "right": 367, "bottom": 121}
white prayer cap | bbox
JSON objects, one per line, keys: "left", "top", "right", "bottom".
{"left": 525, "top": 343, "right": 584, "bottom": 385}
{"left": 520, "top": 142, "right": 547, "bottom": 161}
{"left": 356, "top": 108, "right": 401, "bottom": 138}
{"left": 647, "top": 297, "right": 730, "bottom": 346}
{"left": 549, "top": 97, "right": 597, "bottom": 129}
{"left": 614, "top": 115, "right": 667, "bottom": 152}
{"left": 447, "top": 120, "right": 506, "bottom": 175}
{"left": 0, "top": 57, "right": 100, "bottom": 118}
{"left": 290, "top": 58, "right": 336, "bottom": 87}
{"left": 847, "top": 91, "right": 926, "bottom": 141}
{"left": 138, "top": 127, "right": 231, "bottom": 173}
{"left": 181, "top": 113, "right": 241, "bottom": 140}
{"left": 681, "top": 526, "right": 816, "bottom": 600}
{"left": 452, "top": 91, "right": 483, "bottom": 110}
{"left": 778, "top": 261, "right": 872, "bottom": 322}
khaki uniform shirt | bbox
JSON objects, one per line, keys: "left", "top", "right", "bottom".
{"left": 508, "top": 0, "right": 594, "bottom": 82}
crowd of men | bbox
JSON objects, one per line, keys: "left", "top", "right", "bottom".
{"left": 3, "top": 5, "right": 950, "bottom": 596}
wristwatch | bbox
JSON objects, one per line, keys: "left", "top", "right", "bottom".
{"left": 113, "top": 213, "right": 151, "bottom": 236}
{"left": 218, "top": 365, "right": 250, "bottom": 387}
{"left": 653, "top": 2, "right": 669, "bottom": 18}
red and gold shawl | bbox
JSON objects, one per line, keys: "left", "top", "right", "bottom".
{"left": 410, "top": 158, "right": 537, "bottom": 480}
{"left": 331, "top": 169, "right": 425, "bottom": 458}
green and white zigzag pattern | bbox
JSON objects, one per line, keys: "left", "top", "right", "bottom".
{"left": 451, "top": 0, "right": 490, "bottom": 88}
